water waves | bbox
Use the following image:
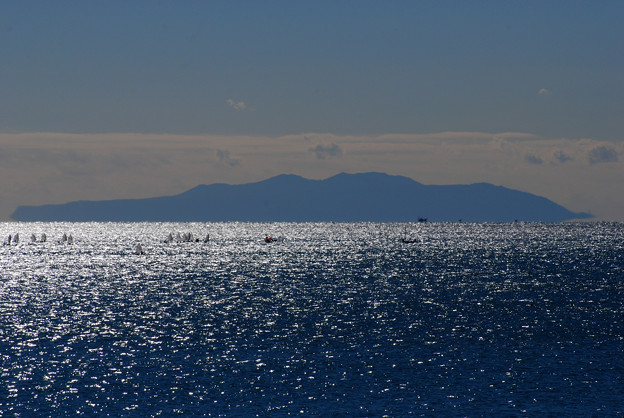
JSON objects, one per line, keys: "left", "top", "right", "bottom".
{"left": 0, "top": 222, "right": 622, "bottom": 415}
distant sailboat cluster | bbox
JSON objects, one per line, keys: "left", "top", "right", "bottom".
{"left": 4, "top": 229, "right": 212, "bottom": 255}
{"left": 163, "top": 232, "right": 210, "bottom": 244}
{"left": 4, "top": 229, "right": 282, "bottom": 255}
{"left": 59, "top": 232, "right": 74, "bottom": 244}
{"left": 4, "top": 232, "right": 73, "bottom": 246}
{"left": 5, "top": 233, "right": 19, "bottom": 245}
{"left": 31, "top": 233, "right": 47, "bottom": 243}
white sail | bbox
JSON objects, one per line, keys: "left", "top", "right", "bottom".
{"left": 31, "top": 234, "right": 37, "bottom": 242}
{"left": 13, "top": 233, "right": 19, "bottom": 244}
{"left": 135, "top": 244, "right": 144, "bottom": 255}
{"left": 67, "top": 234, "right": 73, "bottom": 244}
{"left": 41, "top": 233, "right": 47, "bottom": 242}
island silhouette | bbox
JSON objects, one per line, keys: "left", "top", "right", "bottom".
{"left": 11, "top": 172, "right": 592, "bottom": 222}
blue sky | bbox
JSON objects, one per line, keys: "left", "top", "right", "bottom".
{"left": 1, "top": 1, "right": 623, "bottom": 220}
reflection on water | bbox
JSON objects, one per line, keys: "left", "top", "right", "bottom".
{"left": 1, "top": 222, "right": 623, "bottom": 415}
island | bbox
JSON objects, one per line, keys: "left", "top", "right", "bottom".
{"left": 11, "top": 172, "right": 592, "bottom": 222}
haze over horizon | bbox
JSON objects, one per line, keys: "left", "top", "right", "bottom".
{"left": 2, "top": 1, "right": 623, "bottom": 221}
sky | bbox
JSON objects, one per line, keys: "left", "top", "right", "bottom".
{"left": 1, "top": 1, "right": 623, "bottom": 221}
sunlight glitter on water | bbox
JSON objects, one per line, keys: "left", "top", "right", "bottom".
{"left": 0, "top": 222, "right": 623, "bottom": 415}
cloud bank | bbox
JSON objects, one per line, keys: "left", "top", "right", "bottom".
{"left": 1, "top": 131, "right": 623, "bottom": 221}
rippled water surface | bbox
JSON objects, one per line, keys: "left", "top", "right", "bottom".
{"left": 1, "top": 222, "right": 623, "bottom": 415}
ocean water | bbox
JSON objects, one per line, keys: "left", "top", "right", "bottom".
{"left": 1, "top": 222, "right": 622, "bottom": 416}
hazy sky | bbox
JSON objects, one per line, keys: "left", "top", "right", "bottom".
{"left": 2, "top": 1, "right": 623, "bottom": 221}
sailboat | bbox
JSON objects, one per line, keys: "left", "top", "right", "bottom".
{"left": 401, "top": 227, "right": 418, "bottom": 244}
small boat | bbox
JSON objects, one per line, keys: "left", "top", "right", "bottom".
{"left": 135, "top": 244, "right": 145, "bottom": 255}
{"left": 264, "top": 236, "right": 274, "bottom": 243}
{"left": 401, "top": 227, "right": 418, "bottom": 244}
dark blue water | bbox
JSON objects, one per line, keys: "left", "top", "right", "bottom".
{"left": 1, "top": 222, "right": 623, "bottom": 415}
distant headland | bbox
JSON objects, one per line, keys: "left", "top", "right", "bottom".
{"left": 11, "top": 172, "right": 592, "bottom": 222}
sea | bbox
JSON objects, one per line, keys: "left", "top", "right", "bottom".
{"left": 1, "top": 222, "right": 622, "bottom": 416}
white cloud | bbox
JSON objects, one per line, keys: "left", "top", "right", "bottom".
{"left": 226, "top": 99, "right": 247, "bottom": 110}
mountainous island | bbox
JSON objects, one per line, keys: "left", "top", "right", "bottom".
{"left": 11, "top": 172, "right": 591, "bottom": 222}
